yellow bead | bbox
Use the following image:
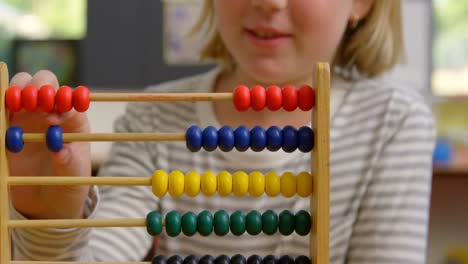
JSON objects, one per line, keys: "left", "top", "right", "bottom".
{"left": 232, "top": 171, "right": 249, "bottom": 197}
{"left": 201, "top": 171, "right": 217, "bottom": 196}
{"left": 265, "top": 171, "right": 280, "bottom": 197}
{"left": 297, "top": 171, "right": 312, "bottom": 197}
{"left": 185, "top": 171, "right": 201, "bottom": 197}
{"left": 168, "top": 170, "right": 185, "bottom": 198}
{"left": 249, "top": 171, "right": 265, "bottom": 197}
{"left": 152, "top": 170, "right": 168, "bottom": 197}
{"left": 217, "top": 171, "right": 232, "bottom": 197}
{"left": 281, "top": 172, "right": 296, "bottom": 198}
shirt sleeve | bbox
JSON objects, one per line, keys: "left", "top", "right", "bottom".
{"left": 11, "top": 102, "right": 159, "bottom": 262}
{"left": 346, "top": 100, "right": 437, "bottom": 263}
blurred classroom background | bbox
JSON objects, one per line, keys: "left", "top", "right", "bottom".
{"left": 0, "top": 0, "right": 467, "bottom": 263}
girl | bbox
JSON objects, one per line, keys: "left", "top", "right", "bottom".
{"left": 9, "top": 0, "right": 436, "bottom": 263}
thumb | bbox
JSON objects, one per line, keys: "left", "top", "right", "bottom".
{"left": 47, "top": 112, "right": 91, "bottom": 177}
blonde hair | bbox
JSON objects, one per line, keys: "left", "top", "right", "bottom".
{"left": 193, "top": 0, "right": 404, "bottom": 78}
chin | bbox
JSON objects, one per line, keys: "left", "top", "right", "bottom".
{"left": 246, "top": 63, "right": 292, "bottom": 85}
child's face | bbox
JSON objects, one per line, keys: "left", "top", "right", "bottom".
{"left": 214, "top": 0, "right": 357, "bottom": 84}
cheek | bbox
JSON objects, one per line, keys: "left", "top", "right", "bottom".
{"left": 290, "top": 0, "right": 351, "bottom": 59}
{"left": 213, "top": 1, "right": 245, "bottom": 43}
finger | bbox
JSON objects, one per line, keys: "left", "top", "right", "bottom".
{"left": 46, "top": 111, "right": 90, "bottom": 133}
{"left": 30, "top": 70, "right": 60, "bottom": 89}
{"left": 10, "top": 72, "right": 33, "bottom": 87}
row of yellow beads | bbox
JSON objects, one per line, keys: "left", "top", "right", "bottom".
{"left": 152, "top": 170, "right": 312, "bottom": 198}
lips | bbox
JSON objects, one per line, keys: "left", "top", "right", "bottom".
{"left": 245, "top": 26, "right": 292, "bottom": 39}
{"left": 244, "top": 26, "right": 292, "bottom": 49}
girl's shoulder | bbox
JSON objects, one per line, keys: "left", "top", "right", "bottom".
{"left": 343, "top": 72, "right": 433, "bottom": 116}
{"left": 336, "top": 73, "right": 435, "bottom": 139}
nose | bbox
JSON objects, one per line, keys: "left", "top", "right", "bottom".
{"left": 252, "top": 0, "right": 288, "bottom": 13}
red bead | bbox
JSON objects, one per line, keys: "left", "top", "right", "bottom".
{"left": 282, "top": 85, "right": 298, "bottom": 111}
{"left": 21, "top": 85, "right": 39, "bottom": 112}
{"left": 38, "top": 85, "right": 56, "bottom": 113}
{"left": 266, "top": 85, "right": 282, "bottom": 111}
{"left": 5, "top": 86, "right": 22, "bottom": 112}
{"left": 233, "top": 85, "right": 250, "bottom": 112}
{"left": 250, "top": 85, "right": 266, "bottom": 111}
{"left": 56, "top": 86, "right": 73, "bottom": 113}
{"left": 73, "top": 86, "right": 90, "bottom": 112}
{"left": 298, "top": 85, "right": 315, "bottom": 111}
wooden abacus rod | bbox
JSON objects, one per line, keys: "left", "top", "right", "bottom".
{"left": 8, "top": 177, "right": 151, "bottom": 186}
{"left": 23, "top": 132, "right": 186, "bottom": 142}
{"left": 9, "top": 218, "right": 151, "bottom": 229}
{"left": 90, "top": 92, "right": 233, "bottom": 102}
{"left": 0, "top": 62, "right": 12, "bottom": 263}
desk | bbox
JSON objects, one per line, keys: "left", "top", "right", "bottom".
{"left": 434, "top": 166, "right": 468, "bottom": 178}
{"left": 429, "top": 165, "right": 468, "bottom": 264}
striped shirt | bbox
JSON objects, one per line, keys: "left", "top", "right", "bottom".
{"left": 11, "top": 67, "right": 436, "bottom": 263}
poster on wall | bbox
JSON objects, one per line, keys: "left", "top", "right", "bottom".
{"left": 162, "top": 0, "right": 207, "bottom": 65}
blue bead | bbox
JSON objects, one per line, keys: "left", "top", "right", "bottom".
{"left": 298, "top": 126, "right": 314, "bottom": 152}
{"left": 218, "top": 126, "right": 234, "bottom": 152}
{"left": 183, "top": 255, "right": 199, "bottom": 264}
{"left": 152, "top": 255, "right": 167, "bottom": 264}
{"left": 234, "top": 126, "right": 250, "bottom": 152}
{"left": 202, "top": 126, "right": 218, "bottom": 152}
{"left": 282, "top": 126, "right": 298, "bottom": 153}
{"left": 6, "top": 126, "right": 24, "bottom": 153}
{"left": 46, "top": 125, "right": 63, "bottom": 152}
{"left": 168, "top": 255, "right": 183, "bottom": 264}
{"left": 200, "top": 255, "right": 215, "bottom": 264}
{"left": 266, "top": 126, "right": 282, "bottom": 152}
{"left": 250, "top": 126, "right": 266, "bottom": 152}
{"left": 186, "top": 125, "right": 203, "bottom": 152}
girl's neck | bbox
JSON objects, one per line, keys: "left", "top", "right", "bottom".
{"left": 215, "top": 66, "right": 314, "bottom": 93}
{"left": 212, "top": 66, "right": 314, "bottom": 128}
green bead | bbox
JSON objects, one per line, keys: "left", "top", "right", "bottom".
{"left": 230, "top": 211, "right": 246, "bottom": 236}
{"left": 246, "top": 210, "right": 262, "bottom": 235}
{"left": 182, "top": 211, "right": 197, "bottom": 236}
{"left": 279, "top": 210, "right": 295, "bottom": 236}
{"left": 214, "top": 210, "right": 230, "bottom": 236}
{"left": 166, "top": 211, "right": 182, "bottom": 237}
{"left": 146, "top": 211, "right": 162, "bottom": 236}
{"left": 197, "top": 210, "right": 213, "bottom": 236}
{"left": 262, "top": 210, "right": 278, "bottom": 235}
{"left": 295, "top": 210, "right": 311, "bottom": 236}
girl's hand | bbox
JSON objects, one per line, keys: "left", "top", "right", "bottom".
{"left": 8, "top": 70, "right": 92, "bottom": 219}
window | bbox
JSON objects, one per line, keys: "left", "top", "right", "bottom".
{"left": 162, "top": 0, "right": 205, "bottom": 65}
{"left": 0, "top": 1, "right": 86, "bottom": 63}
{"left": 432, "top": 0, "right": 468, "bottom": 97}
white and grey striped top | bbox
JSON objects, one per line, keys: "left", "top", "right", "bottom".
{"left": 11, "top": 68, "right": 436, "bottom": 264}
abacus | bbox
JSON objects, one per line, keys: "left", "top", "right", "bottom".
{"left": 0, "top": 62, "right": 330, "bottom": 264}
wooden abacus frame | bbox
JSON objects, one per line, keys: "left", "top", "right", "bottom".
{"left": 0, "top": 62, "right": 330, "bottom": 264}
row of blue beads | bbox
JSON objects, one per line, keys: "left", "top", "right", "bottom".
{"left": 152, "top": 255, "right": 311, "bottom": 264}
{"left": 186, "top": 126, "right": 314, "bottom": 153}
{"left": 6, "top": 125, "right": 63, "bottom": 153}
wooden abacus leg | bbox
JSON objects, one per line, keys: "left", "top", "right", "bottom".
{"left": 0, "top": 62, "right": 12, "bottom": 263}
{"left": 312, "top": 63, "right": 330, "bottom": 264}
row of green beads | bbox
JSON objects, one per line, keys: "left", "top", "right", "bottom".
{"left": 146, "top": 210, "right": 311, "bottom": 237}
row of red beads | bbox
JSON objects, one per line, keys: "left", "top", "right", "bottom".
{"left": 233, "top": 85, "right": 315, "bottom": 112}
{"left": 5, "top": 85, "right": 90, "bottom": 113}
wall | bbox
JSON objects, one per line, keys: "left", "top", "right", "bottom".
{"left": 81, "top": 0, "right": 212, "bottom": 88}
{"left": 396, "top": 0, "right": 432, "bottom": 91}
